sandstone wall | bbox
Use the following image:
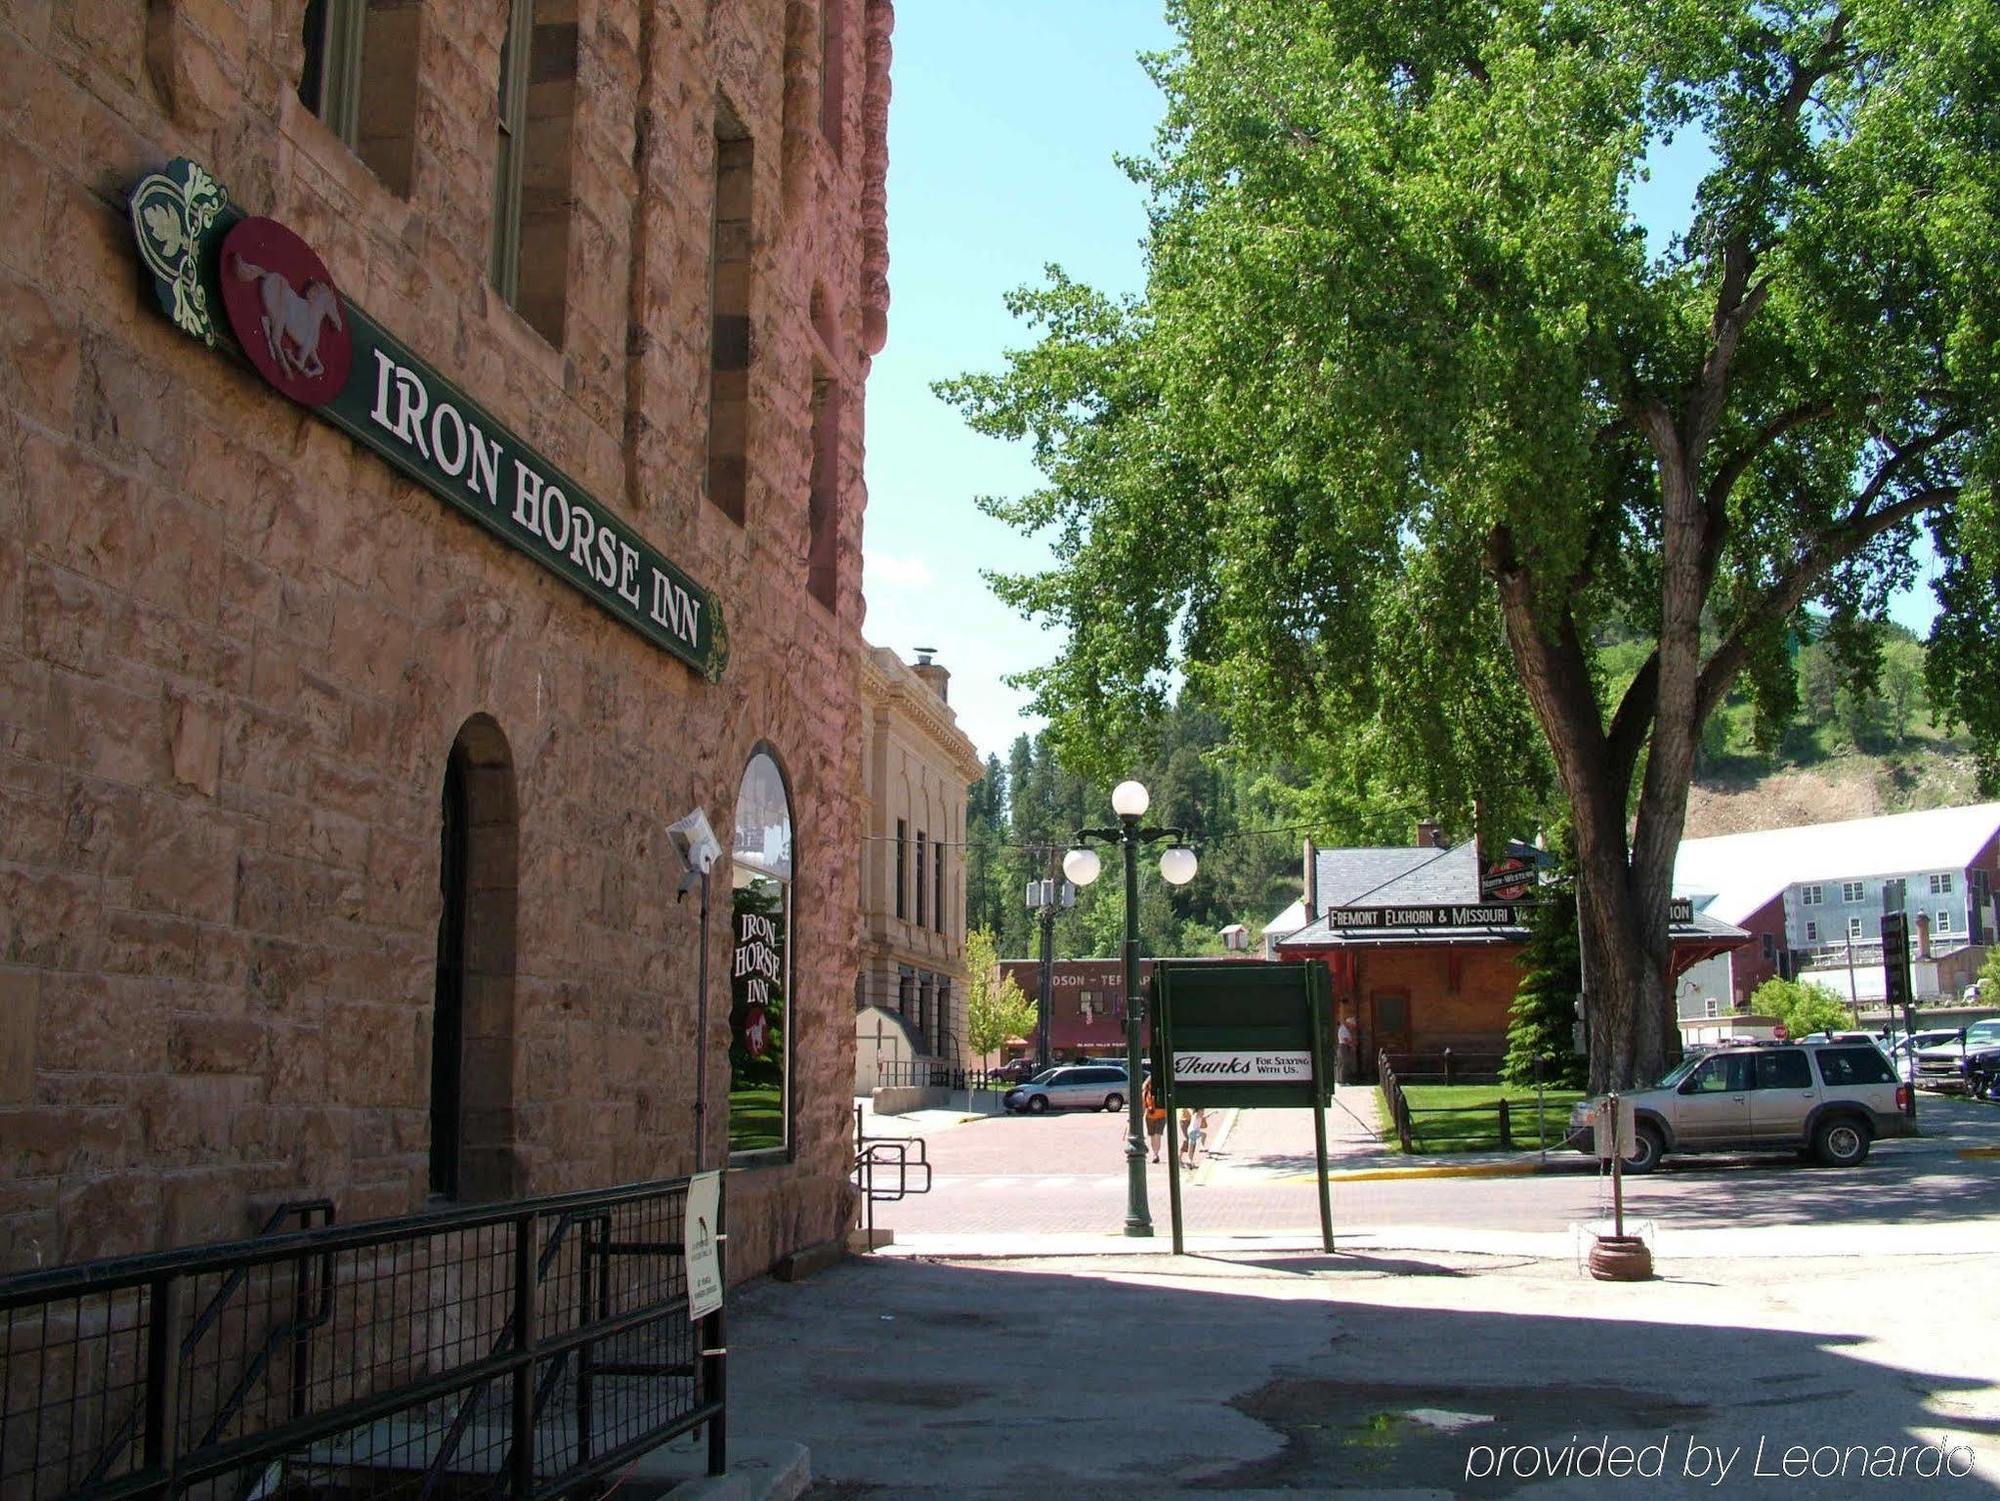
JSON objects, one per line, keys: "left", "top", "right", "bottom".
{"left": 0, "top": 0, "right": 890, "bottom": 1278}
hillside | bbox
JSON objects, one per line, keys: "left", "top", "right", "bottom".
{"left": 1684, "top": 751, "right": 1984, "bottom": 838}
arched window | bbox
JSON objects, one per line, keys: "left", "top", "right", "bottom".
{"left": 729, "top": 749, "right": 794, "bottom": 1156}
{"left": 431, "top": 715, "right": 519, "bottom": 1201}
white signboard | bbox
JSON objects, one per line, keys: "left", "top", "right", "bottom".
{"left": 1173, "top": 1050, "right": 1312, "bottom": 1083}
{"left": 684, "top": 1170, "right": 723, "bottom": 1321}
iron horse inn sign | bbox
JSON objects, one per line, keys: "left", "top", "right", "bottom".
{"left": 128, "top": 159, "right": 727, "bottom": 680}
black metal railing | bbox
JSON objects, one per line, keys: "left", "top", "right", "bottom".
{"left": 0, "top": 1177, "right": 725, "bottom": 1501}
{"left": 850, "top": 1108, "right": 932, "bottom": 1248}
{"left": 874, "top": 1060, "right": 1015, "bottom": 1091}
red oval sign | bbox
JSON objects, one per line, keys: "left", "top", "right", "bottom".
{"left": 1773, "top": 1023, "right": 1789, "bottom": 1041}
{"left": 218, "top": 217, "right": 352, "bottom": 407}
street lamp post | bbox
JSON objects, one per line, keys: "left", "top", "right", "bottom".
{"left": 1064, "top": 780, "right": 1197, "bottom": 1238}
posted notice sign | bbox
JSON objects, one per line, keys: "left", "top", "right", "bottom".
{"left": 1173, "top": 1050, "right": 1312, "bottom": 1083}
{"left": 684, "top": 1171, "right": 723, "bottom": 1321}
{"left": 1149, "top": 960, "right": 1332, "bottom": 1109}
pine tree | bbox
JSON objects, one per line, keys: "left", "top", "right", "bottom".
{"left": 1503, "top": 865, "right": 1587, "bottom": 1090}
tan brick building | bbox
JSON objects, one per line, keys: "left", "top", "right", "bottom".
{"left": 1271, "top": 834, "right": 1745, "bottom": 1072}
{"left": 853, "top": 646, "right": 980, "bottom": 1086}
{"left": 0, "top": 0, "right": 894, "bottom": 1280}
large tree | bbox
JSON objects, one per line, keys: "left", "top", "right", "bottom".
{"left": 942, "top": 0, "right": 1998, "bottom": 1088}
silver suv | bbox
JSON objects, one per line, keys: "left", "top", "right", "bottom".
{"left": 1568, "top": 1043, "right": 1915, "bottom": 1172}
{"left": 1002, "top": 1063, "right": 1129, "bottom": 1114}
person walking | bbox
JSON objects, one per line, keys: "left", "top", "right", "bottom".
{"left": 1180, "top": 1106, "right": 1209, "bottom": 1168}
{"left": 1336, "top": 1011, "right": 1359, "bottom": 1085}
{"left": 1143, "top": 1074, "right": 1167, "bottom": 1162}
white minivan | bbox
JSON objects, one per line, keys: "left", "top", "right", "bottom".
{"left": 1002, "top": 1063, "right": 1129, "bottom": 1114}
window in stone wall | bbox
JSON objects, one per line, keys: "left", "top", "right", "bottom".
{"left": 708, "top": 102, "right": 754, "bottom": 523}
{"left": 430, "top": 716, "right": 519, "bottom": 1203}
{"left": 300, "top": 0, "right": 419, "bottom": 196}
{"left": 490, "top": 0, "right": 577, "bottom": 346}
{"left": 895, "top": 818, "right": 907, "bottom": 919}
{"left": 807, "top": 366, "right": 840, "bottom": 609}
{"left": 933, "top": 832, "right": 944, "bottom": 934}
{"left": 915, "top": 831, "right": 927, "bottom": 928}
{"left": 730, "top": 748, "right": 794, "bottom": 1157}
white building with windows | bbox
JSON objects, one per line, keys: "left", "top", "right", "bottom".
{"left": 1675, "top": 803, "right": 2000, "bottom": 1010}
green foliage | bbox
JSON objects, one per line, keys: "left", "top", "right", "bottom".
{"left": 1503, "top": 869, "right": 1589, "bottom": 1090}
{"left": 963, "top": 697, "right": 1308, "bottom": 963}
{"left": 943, "top": 0, "right": 1999, "bottom": 1087}
{"left": 1977, "top": 948, "right": 2000, "bottom": 999}
{"left": 1748, "top": 977, "right": 1859, "bottom": 1038}
{"left": 964, "top": 929, "right": 1037, "bottom": 1057}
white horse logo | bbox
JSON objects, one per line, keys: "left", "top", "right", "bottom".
{"left": 230, "top": 254, "right": 343, "bottom": 380}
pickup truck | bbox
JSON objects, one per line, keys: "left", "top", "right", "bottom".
{"left": 1914, "top": 1019, "right": 2000, "bottom": 1090}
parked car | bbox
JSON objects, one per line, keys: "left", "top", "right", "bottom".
{"left": 1914, "top": 1019, "right": 2000, "bottom": 1089}
{"left": 1961, "top": 1046, "right": 2000, "bottom": 1103}
{"left": 1002, "top": 1063, "right": 1129, "bottom": 1114}
{"left": 1884, "top": 1029, "right": 1964, "bottom": 1083}
{"left": 989, "top": 1057, "right": 1040, "bottom": 1085}
{"left": 1566, "top": 1041, "right": 1915, "bottom": 1172}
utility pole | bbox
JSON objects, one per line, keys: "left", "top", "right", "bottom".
{"left": 1027, "top": 852, "right": 1074, "bottom": 1073}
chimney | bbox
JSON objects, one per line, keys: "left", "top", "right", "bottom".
{"left": 1303, "top": 838, "right": 1318, "bottom": 919}
{"left": 1914, "top": 911, "right": 1932, "bottom": 962}
{"left": 1415, "top": 820, "right": 1444, "bottom": 849}
{"left": 910, "top": 646, "right": 949, "bottom": 703}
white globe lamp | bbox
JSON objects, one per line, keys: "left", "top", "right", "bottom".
{"left": 1111, "top": 780, "right": 1150, "bottom": 818}
{"left": 1062, "top": 846, "right": 1103, "bottom": 887}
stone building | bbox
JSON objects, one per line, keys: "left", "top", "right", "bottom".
{"left": 0, "top": 0, "right": 894, "bottom": 1280}
{"left": 853, "top": 646, "right": 980, "bottom": 1088}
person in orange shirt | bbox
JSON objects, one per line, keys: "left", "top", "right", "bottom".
{"left": 1142, "top": 1074, "right": 1167, "bottom": 1162}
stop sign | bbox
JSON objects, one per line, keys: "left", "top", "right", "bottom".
{"left": 1773, "top": 1023, "right": 1789, "bottom": 1041}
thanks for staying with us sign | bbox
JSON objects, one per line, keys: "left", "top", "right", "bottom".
{"left": 1150, "top": 961, "right": 1333, "bottom": 1108}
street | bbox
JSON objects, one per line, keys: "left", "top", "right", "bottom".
{"left": 671, "top": 1092, "right": 2000, "bottom": 1498}
{"left": 860, "top": 1092, "right": 2000, "bottom": 1249}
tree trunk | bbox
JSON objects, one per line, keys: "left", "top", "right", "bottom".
{"left": 1491, "top": 533, "right": 1681, "bottom": 1092}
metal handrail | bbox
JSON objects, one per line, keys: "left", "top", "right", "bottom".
{"left": 0, "top": 1176, "right": 726, "bottom": 1501}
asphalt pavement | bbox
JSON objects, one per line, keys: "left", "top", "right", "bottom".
{"left": 661, "top": 1089, "right": 2000, "bottom": 1498}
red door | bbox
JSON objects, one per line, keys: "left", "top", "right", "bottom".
{"left": 1371, "top": 991, "right": 1411, "bottom": 1067}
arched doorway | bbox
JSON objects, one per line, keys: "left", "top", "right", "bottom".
{"left": 431, "top": 714, "right": 519, "bottom": 1201}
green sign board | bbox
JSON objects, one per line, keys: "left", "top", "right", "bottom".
{"left": 127, "top": 158, "right": 727, "bottom": 681}
{"left": 1148, "top": 959, "right": 1335, "bottom": 1254}
{"left": 1149, "top": 960, "right": 1333, "bottom": 1109}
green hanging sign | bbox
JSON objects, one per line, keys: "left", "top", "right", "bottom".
{"left": 127, "top": 158, "right": 728, "bottom": 682}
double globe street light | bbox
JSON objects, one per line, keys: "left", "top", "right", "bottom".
{"left": 1063, "top": 780, "right": 1197, "bottom": 1237}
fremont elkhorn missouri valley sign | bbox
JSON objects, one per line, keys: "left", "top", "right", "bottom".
{"left": 127, "top": 159, "right": 727, "bottom": 681}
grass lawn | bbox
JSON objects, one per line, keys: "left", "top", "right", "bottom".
{"left": 1380, "top": 1083, "right": 1587, "bottom": 1154}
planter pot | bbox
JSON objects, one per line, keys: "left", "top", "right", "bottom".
{"left": 1588, "top": 1234, "right": 1655, "bottom": 1282}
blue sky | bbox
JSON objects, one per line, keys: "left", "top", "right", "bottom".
{"left": 859, "top": 4, "right": 1941, "bottom": 764}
